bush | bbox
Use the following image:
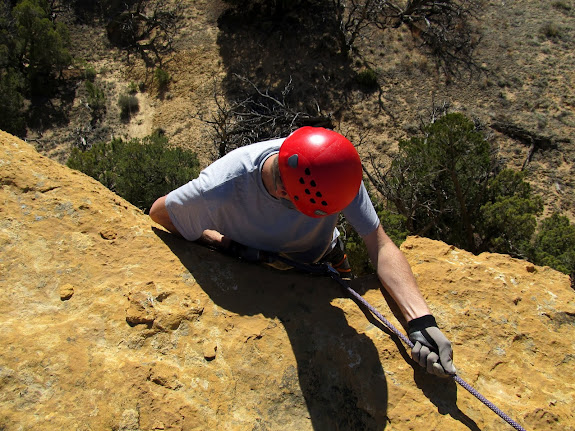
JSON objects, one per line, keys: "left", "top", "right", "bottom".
{"left": 84, "top": 65, "right": 97, "bottom": 82}
{"left": 541, "top": 22, "right": 561, "bottom": 39}
{"left": 154, "top": 67, "right": 170, "bottom": 90}
{"left": 67, "top": 131, "right": 200, "bottom": 213}
{"left": 342, "top": 191, "right": 408, "bottom": 277}
{"left": 355, "top": 68, "right": 379, "bottom": 91}
{"left": 12, "top": 0, "right": 72, "bottom": 95}
{"left": 377, "top": 113, "right": 493, "bottom": 251}
{"left": 529, "top": 213, "right": 575, "bottom": 277}
{"left": 479, "top": 169, "right": 543, "bottom": 256}
{"left": 85, "top": 80, "right": 106, "bottom": 112}
{"left": 118, "top": 93, "right": 139, "bottom": 118}
{"left": 369, "top": 112, "right": 544, "bottom": 257}
{"left": 0, "top": 70, "right": 26, "bottom": 135}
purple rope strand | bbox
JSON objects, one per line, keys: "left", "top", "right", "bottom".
{"left": 325, "top": 268, "right": 527, "bottom": 431}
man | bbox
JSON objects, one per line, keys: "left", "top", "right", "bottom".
{"left": 150, "top": 127, "right": 456, "bottom": 377}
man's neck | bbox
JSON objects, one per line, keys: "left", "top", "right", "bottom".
{"left": 261, "top": 154, "right": 278, "bottom": 198}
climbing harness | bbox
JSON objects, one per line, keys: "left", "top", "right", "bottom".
{"left": 273, "top": 256, "right": 527, "bottom": 431}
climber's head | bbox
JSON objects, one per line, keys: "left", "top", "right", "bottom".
{"left": 278, "top": 127, "right": 363, "bottom": 218}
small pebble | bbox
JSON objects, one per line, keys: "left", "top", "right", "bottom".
{"left": 60, "top": 284, "right": 75, "bottom": 301}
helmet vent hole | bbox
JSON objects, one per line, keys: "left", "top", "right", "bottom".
{"left": 310, "top": 198, "right": 316, "bottom": 204}
{"left": 310, "top": 180, "right": 316, "bottom": 187}
{"left": 321, "top": 201, "right": 328, "bottom": 206}
{"left": 299, "top": 177, "right": 305, "bottom": 184}
{"left": 305, "top": 168, "right": 311, "bottom": 175}
{"left": 294, "top": 196, "right": 299, "bottom": 201}
{"left": 305, "top": 189, "right": 311, "bottom": 195}
{"left": 315, "top": 192, "right": 322, "bottom": 197}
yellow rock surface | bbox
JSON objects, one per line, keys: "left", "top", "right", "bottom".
{"left": 1, "top": 130, "right": 574, "bottom": 430}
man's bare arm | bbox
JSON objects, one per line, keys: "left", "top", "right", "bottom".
{"left": 362, "top": 224, "right": 431, "bottom": 323}
{"left": 149, "top": 196, "right": 181, "bottom": 236}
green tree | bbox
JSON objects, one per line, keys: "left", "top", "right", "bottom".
{"left": 67, "top": 131, "right": 200, "bottom": 212}
{"left": 12, "top": 0, "right": 71, "bottom": 95}
{"left": 479, "top": 169, "right": 543, "bottom": 256}
{"left": 0, "top": 69, "right": 25, "bottom": 134}
{"left": 529, "top": 213, "right": 575, "bottom": 277}
{"left": 366, "top": 112, "right": 544, "bottom": 258}
{"left": 369, "top": 113, "right": 493, "bottom": 252}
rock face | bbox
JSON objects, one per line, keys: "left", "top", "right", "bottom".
{"left": 1, "top": 130, "right": 574, "bottom": 431}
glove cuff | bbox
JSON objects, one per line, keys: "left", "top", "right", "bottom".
{"left": 407, "top": 314, "right": 437, "bottom": 334}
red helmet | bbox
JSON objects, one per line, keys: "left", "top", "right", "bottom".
{"left": 278, "top": 127, "right": 363, "bottom": 217}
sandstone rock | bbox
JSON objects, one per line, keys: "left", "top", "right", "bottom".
{"left": 203, "top": 341, "right": 218, "bottom": 361}
{"left": 1, "top": 130, "right": 574, "bottom": 430}
{"left": 59, "top": 283, "right": 75, "bottom": 300}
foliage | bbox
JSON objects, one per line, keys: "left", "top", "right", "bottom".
{"left": 0, "top": 69, "right": 26, "bottom": 134}
{"left": 118, "top": 93, "right": 139, "bottom": 118}
{"left": 355, "top": 68, "right": 379, "bottom": 91}
{"left": 84, "top": 65, "right": 97, "bottom": 82}
{"left": 529, "top": 213, "right": 575, "bottom": 277}
{"left": 85, "top": 80, "right": 106, "bottom": 112}
{"left": 367, "top": 113, "right": 493, "bottom": 251}
{"left": 67, "top": 131, "right": 200, "bottom": 212}
{"left": 12, "top": 0, "right": 71, "bottom": 94}
{"left": 0, "top": 0, "right": 71, "bottom": 134}
{"left": 342, "top": 195, "right": 408, "bottom": 277}
{"left": 479, "top": 169, "right": 543, "bottom": 256}
{"left": 366, "top": 113, "right": 545, "bottom": 260}
{"left": 154, "top": 67, "right": 170, "bottom": 90}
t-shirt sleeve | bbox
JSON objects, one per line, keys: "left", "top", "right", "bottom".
{"left": 342, "top": 182, "right": 380, "bottom": 237}
{"left": 164, "top": 174, "right": 212, "bottom": 241}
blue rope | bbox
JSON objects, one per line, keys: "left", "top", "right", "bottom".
{"left": 278, "top": 257, "right": 527, "bottom": 431}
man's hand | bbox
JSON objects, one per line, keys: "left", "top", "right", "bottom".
{"left": 408, "top": 315, "right": 457, "bottom": 377}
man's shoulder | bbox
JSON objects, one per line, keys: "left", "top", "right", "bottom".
{"left": 212, "top": 138, "right": 284, "bottom": 175}
{"left": 199, "top": 138, "right": 284, "bottom": 197}
{"left": 232, "top": 138, "right": 285, "bottom": 156}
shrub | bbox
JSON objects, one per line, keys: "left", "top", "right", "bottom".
{"left": 377, "top": 113, "right": 493, "bottom": 251}
{"left": 355, "top": 68, "right": 379, "bottom": 91}
{"left": 12, "top": 0, "right": 72, "bottom": 95}
{"left": 154, "top": 67, "right": 170, "bottom": 90}
{"left": 529, "top": 213, "right": 575, "bottom": 276}
{"left": 368, "top": 113, "right": 544, "bottom": 257}
{"left": 84, "top": 65, "right": 97, "bottom": 82}
{"left": 118, "top": 93, "right": 139, "bottom": 118}
{"left": 85, "top": 80, "right": 106, "bottom": 112}
{"left": 0, "top": 69, "right": 26, "bottom": 135}
{"left": 342, "top": 192, "right": 408, "bottom": 277}
{"left": 541, "top": 22, "right": 561, "bottom": 39}
{"left": 479, "top": 169, "right": 543, "bottom": 256}
{"left": 67, "top": 131, "right": 200, "bottom": 212}
{"left": 127, "top": 82, "right": 139, "bottom": 94}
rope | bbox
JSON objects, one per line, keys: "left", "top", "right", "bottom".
{"left": 276, "top": 257, "right": 527, "bottom": 431}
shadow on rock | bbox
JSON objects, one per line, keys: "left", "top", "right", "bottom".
{"left": 154, "top": 228, "right": 478, "bottom": 430}
{"left": 154, "top": 228, "right": 388, "bottom": 430}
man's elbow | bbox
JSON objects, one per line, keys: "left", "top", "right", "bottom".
{"left": 149, "top": 196, "right": 180, "bottom": 236}
{"left": 149, "top": 196, "right": 166, "bottom": 224}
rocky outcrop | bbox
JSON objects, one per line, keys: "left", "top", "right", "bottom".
{"left": 1, "top": 130, "right": 574, "bottom": 430}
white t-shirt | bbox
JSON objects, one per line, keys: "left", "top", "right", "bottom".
{"left": 165, "top": 138, "right": 380, "bottom": 263}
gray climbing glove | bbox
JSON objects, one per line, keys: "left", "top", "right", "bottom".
{"left": 408, "top": 314, "right": 457, "bottom": 377}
